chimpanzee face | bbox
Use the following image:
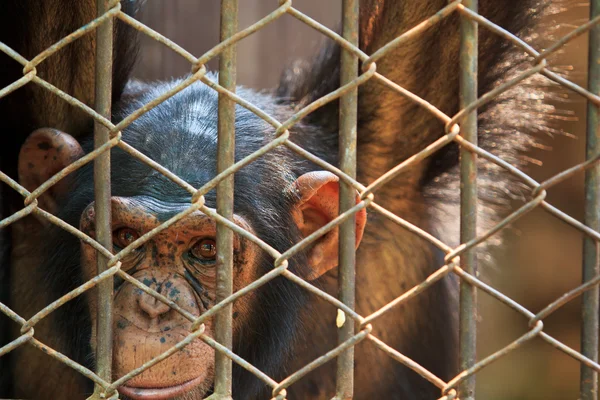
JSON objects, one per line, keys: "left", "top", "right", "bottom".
{"left": 20, "top": 129, "right": 366, "bottom": 399}
{"left": 78, "top": 197, "right": 261, "bottom": 398}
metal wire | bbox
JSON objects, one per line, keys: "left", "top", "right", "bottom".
{"left": 0, "top": 1, "right": 598, "bottom": 399}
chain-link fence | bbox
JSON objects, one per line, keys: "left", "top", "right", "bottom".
{"left": 1, "top": 0, "right": 599, "bottom": 399}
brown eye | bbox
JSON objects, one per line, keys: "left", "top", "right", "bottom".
{"left": 190, "top": 238, "right": 217, "bottom": 261}
{"left": 113, "top": 228, "right": 140, "bottom": 248}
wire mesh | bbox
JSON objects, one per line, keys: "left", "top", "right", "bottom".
{"left": 0, "top": 1, "right": 598, "bottom": 399}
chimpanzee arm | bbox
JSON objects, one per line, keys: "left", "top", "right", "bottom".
{"left": 277, "top": 0, "right": 551, "bottom": 184}
{"left": 277, "top": 0, "right": 556, "bottom": 246}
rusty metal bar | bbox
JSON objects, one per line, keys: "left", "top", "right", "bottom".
{"left": 335, "top": 0, "right": 359, "bottom": 399}
{"left": 214, "top": 0, "right": 238, "bottom": 398}
{"left": 581, "top": 1, "right": 600, "bottom": 398}
{"left": 93, "top": 0, "right": 115, "bottom": 394}
{"left": 458, "top": 1, "right": 478, "bottom": 400}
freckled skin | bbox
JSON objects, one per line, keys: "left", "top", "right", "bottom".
{"left": 80, "top": 197, "right": 261, "bottom": 393}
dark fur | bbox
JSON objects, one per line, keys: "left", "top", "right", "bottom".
{"left": 0, "top": 1, "right": 140, "bottom": 396}
{"left": 0, "top": 187, "right": 7, "bottom": 394}
{"left": 1, "top": 0, "right": 558, "bottom": 399}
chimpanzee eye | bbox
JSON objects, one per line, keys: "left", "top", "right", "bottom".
{"left": 113, "top": 228, "right": 140, "bottom": 249}
{"left": 190, "top": 238, "right": 217, "bottom": 262}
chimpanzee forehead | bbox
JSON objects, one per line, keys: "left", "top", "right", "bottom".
{"left": 123, "top": 195, "right": 200, "bottom": 222}
{"left": 80, "top": 195, "right": 253, "bottom": 233}
{"left": 109, "top": 147, "right": 217, "bottom": 203}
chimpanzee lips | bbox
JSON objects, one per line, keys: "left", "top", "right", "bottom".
{"left": 118, "top": 375, "right": 205, "bottom": 400}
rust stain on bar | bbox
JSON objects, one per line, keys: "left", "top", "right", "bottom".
{"left": 458, "top": 1, "right": 478, "bottom": 399}
{"left": 214, "top": 0, "right": 238, "bottom": 398}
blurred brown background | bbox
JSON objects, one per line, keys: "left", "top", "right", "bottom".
{"left": 134, "top": 1, "right": 593, "bottom": 399}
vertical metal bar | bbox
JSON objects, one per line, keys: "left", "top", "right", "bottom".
{"left": 214, "top": 0, "right": 237, "bottom": 398}
{"left": 93, "top": 0, "right": 115, "bottom": 393}
{"left": 581, "top": 1, "right": 600, "bottom": 398}
{"left": 335, "top": 0, "right": 359, "bottom": 399}
{"left": 459, "top": 1, "right": 478, "bottom": 400}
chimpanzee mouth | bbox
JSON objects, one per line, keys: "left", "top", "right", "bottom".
{"left": 118, "top": 375, "right": 205, "bottom": 400}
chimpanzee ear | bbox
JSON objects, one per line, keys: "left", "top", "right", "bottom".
{"left": 291, "top": 171, "right": 367, "bottom": 281}
{"left": 18, "top": 128, "right": 84, "bottom": 214}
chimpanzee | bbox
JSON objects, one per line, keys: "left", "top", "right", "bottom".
{"left": 0, "top": 0, "right": 555, "bottom": 399}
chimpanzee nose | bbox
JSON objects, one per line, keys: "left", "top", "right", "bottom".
{"left": 138, "top": 292, "right": 171, "bottom": 319}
